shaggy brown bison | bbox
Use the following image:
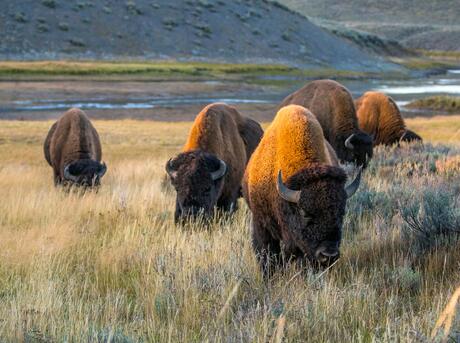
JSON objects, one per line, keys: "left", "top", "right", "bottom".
{"left": 243, "top": 105, "right": 361, "bottom": 274}
{"left": 166, "top": 103, "right": 263, "bottom": 223}
{"left": 278, "top": 79, "right": 373, "bottom": 167}
{"left": 44, "top": 108, "right": 107, "bottom": 187}
{"left": 355, "top": 91, "right": 422, "bottom": 146}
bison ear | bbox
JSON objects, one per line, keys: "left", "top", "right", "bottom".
{"left": 165, "top": 158, "right": 178, "bottom": 179}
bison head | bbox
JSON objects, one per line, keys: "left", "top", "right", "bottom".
{"left": 344, "top": 132, "right": 373, "bottom": 168}
{"left": 276, "top": 165, "right": 361, "bottom": 267}
{"left": 63, "top": 159, "right": 107, "bottom": 187}
{"left": 166, "top": 151, "right": 227, "bottom": 223}
{"left": 400, "top": 129, "right": 422, "bottom": 144}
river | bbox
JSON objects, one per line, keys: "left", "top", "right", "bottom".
{"left": 0, "top": 69, "right": 459, "bottom": 121}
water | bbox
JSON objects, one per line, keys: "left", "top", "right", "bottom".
{"left": 10, "top": 97, "right": 271, "bottom": 111}
{"left": 0, "top": 69, "right": 459, "bottom": 119}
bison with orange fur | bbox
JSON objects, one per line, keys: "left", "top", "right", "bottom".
{"left": 279, "top": 79, "right": 373, "bottom": 167}
{"left": 166, "top": 103, "right": 263, "bottom": 223}
{"left": 355, "top": 91, "right": 422, "bottom": 146}
{"left": 243, "top": 105, "right": 361, "bottom": 274}
{"left": 44, "top": 108, "right": 107, "bottom": 187}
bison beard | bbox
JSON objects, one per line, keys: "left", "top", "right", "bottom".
{"left": 166, "top": 151, "right": 230, "bottom": 223}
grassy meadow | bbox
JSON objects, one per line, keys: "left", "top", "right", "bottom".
{"left": 0, "top": 61, "right": 398, "bottom": 82}
{"left": 0, "top": 116, "right": 460, "bottom": 342}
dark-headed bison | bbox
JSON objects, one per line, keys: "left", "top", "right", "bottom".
{"left": 166, "top": 103, "right": 263, "bottom": 223}
{"left": 44, "top": 108, "right": 107, "bottom": 187}
{"left": 243, "top": 105, "right": 361, "bottom": 274}
{"left": 355, "top": 91, "right": 422, "bottom": 146}
{"left": 278, "top": 79, "right": 373, "bottom": 167}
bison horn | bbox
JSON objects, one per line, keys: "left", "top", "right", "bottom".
{"left": 165, "top": 158, "right": 178, "bottom": 179}
{"left": 98, "top": 162, "right": 107, "bottom": 177}
{"left": 211, "top": 159, "right": 227, "bottom": 181}
{"left": 63, "top": 164, "right": 79, "bottom": 182}
{"left": 276, "top": 170, "right": 301, "bottom": 203}
{"left": 345, "top": 167, "right": 362, "bottom": 198}
{"left": 399, "top": 130, "right": 408, "bottom": 143}
{"left": 345, "top": 134, "right": 355, "bottom": 150}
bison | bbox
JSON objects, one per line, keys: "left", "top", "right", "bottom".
{"left": 355, "top": 91, "right": 422, "bottom": 146}
{"left": 278, "top": 79, "right": 373, "bottom": 167}
{"left": 44, "top": 108, "right": 107, "bottom": 187}
{"left": 243, "top": 105, "right": 361, "bottom": 274}
{"left": 166, "top": 103, "right": 263, "bottom": 223}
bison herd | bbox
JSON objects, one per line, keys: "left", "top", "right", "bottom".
{"left": 44, "top": 79, "right": 422, "bottom": 275}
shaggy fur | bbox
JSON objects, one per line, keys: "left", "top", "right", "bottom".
{"left": 168, "top": 103, "right": 263, "bottom": 222}
{"left": 243, "top": 105, "right": 348, "bottom": 274}
{"left": 44, "top": 108, "right": 105, "bottom": 186}
{"left": 278, "top": 79, "right": 373, "bottom": 167}
{"left": 355, "top": 91, "right": 423, "bottom": 146}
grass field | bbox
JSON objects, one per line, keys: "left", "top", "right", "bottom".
{"left": 0, "top": 61, "right": 295, "bottom": 78}
{"left": 0, "top": 60, "right": 396, "bottom": 82}
{"left": 0, "top": 116, "right": 459, "bottom": 341}
{"left": 407, "top": 96, "right": 460, "bottom": 113}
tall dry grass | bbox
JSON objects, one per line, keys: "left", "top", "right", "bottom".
{"left": 0, "top": 117, "right": 459, "bottom": 342}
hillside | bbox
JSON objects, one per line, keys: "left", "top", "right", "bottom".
{"left": 0, "top": 0, "right": 396, "bottom": 71}
{"left": 282, "top": 0, "right": 460, "bottom": 52}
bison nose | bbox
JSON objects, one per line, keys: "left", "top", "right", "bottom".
{"left": 315, "top": 243, "right": 340, "bottom": 265}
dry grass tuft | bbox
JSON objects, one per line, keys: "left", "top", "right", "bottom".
{"left": 432, "top": 287, "right": 460, "bottom": 341}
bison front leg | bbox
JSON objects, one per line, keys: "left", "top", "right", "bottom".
{"left": 217, "top": 192, "right": 239, "bottom": 213}
{"left": 251, "top": 217, "right": 281, "bottom": 277}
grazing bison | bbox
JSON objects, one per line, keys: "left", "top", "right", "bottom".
{"left": 278, "top": 79, "right": 373, "bottom": 167}
{"left": 166, "top": 103, "right": 263, "bottom": 223}
{"left": 44, "top": 108, "right": 107, "bottom": 187}
{"left": 243, "top": 105, "right": 361, "bottom": 274}
{"left": 355, "top": 91, "right": 422, "bottom": 146}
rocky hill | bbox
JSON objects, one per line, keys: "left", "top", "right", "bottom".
{"left": 0, "top": 0, "right": 397, "bottom": 71}
{"left": 281, "top": 0, "right": 460, "bottom": 52}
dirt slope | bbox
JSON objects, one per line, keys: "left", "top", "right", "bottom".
{"left": 0, "top": 0, "right": 397, "bottom": 71}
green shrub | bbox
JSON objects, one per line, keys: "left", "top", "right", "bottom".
{"left": 14, "top": 12, "right": 27, "bottom": 23}
{"left": 58, "top": 22, "right": 69, "bottom": 31}
{"left": 41, "top": 0, "right": 56, "bottom": 8}
{"left": 126, "top": 1, "right": 143, "bottom": 15}
{"left": 162, "top": 18, "right": 179, "bottom": 31}
{"left": 400, "top": 186, "right": 460, "bottom": 251}
{"left": 68, "top": 38, "right": 86, "bottom": 47}
{"left": 36, "top": 23, "right": 49, "bottom": 33}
